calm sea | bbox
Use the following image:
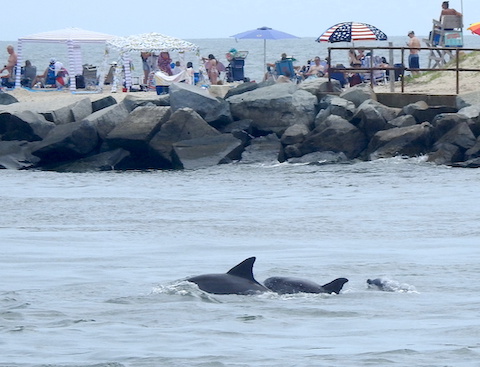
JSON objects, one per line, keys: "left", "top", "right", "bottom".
{"left": 1, "top": 158, "right": 480, "bottom": 367}
{"left": 2, "top": 35, "right": 480, "bottom": 83}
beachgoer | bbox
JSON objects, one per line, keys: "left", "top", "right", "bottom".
{"left": 203, "top": 54, "right": 219, "bottom": 85}
{"left": 0, "top": 45, "right": 18, "bottom": 87}
{"left": 348, "top": 49, "right": 361, "bottom": 67}
{"left": 158, "top": 52, "right": 173, "bottom": 75}
{"left": 141, "top": 52, "right": 151, "bottom": 84}
{"left": 21, "top": 60, "right": 37, "bottom": 87}
{"left": 31, "top": 58, "right": 69, "bottom": 88}
{"left": 186, "top": 62, "right": 195, "bottom": 84}
{"left": 304, "top": 56, "right": 325, "bottom": 78}
{"left": 407, "top": 31, "right": 421, "bottom": 76}
{"left": 440, "top": 1, "right": 461, "bottom": 18}
{"left": 172, "top": 61, "right": 184, "bottom": 75}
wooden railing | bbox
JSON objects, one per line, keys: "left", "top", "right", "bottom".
{"left": 327, "top": 46, "right": 480, "bottom": 94}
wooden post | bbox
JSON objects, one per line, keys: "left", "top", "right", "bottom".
{"left": 456, "top": 48, "right": 460, "bottom": 94}
{"left": 401, "top": 47, "right": 405, "bottom": 93}
{"left": 388, "top": 42, "right": 394, "bottom": 92}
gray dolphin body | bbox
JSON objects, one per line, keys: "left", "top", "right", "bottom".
{"left": 186, "top": 257, "right": 268, "bottom": 295}
{"left": 264, "top": 276, "right": 349, "bottom": 295}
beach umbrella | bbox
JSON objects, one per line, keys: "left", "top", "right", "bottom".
{"left": 316, "top": 22, "right": 388, "bottom": 43}
{"left": 467, "top": 22, "right": 480, "bottom": 36}
{"left": 230, "top": 26, "right": 299, "bottom": 70}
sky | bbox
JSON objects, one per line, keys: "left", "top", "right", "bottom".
{"left": 1, "top": 0, "right": 478, "bottom": 41}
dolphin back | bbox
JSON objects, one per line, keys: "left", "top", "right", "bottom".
{"left": 321, "top": 278, "right": 349, "bottom": 294}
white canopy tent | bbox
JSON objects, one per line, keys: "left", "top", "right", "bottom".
{"left": 106, "top": 32, "right": 200, "bottom": 91}
{"left": 15, "top": 27, "right": 116, "bottom": 91}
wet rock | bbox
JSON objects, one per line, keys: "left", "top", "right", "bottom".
{"left": 172, "top": 134, "right": 244, "bottom": 169}
{"left": 241, "top": 133, "right": 282, "bottom": 163}
{"left": 367, "top": 122, "right": 433, "bottom": 159}
{"left": 287, "top": 151, "right": 348, "bottom": 164}
{"left": 281, "top": 123, "right": 310, "bottom": 145}
{"left": 50, "top": 148, "right": 132, "bottom": 172}
{"left": 300, "top": 115, "right": 367, "bottom": 159}
{"left": 0, "top": 140, "right": 39, "bottom": 169}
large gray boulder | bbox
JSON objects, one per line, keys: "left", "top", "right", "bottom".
{"left": 431, "top": 113, "right": 473, "bottom": 141}
{"left": 71, "top": 98, "right": 93, "bottom": 122}
{"left": 224, "top": 82, "right": 259, "bottom": 99}
{"left": 297, "top": 77, "right": 342, "bottom": 99}
{"left": 149, "top": 107, "right": 221, "bottom": 167}
{"left": 105, "top": 106, "right": 170, "bottom": 155}
{"left": 0, "top": 140, "right": 39, "bottom": 169}
{"left": 339, "top": 84, "right": 377, "bottom": 107}
{"left": 367, "top": 122, "right": 433, "bottom": 159}
{"left": 0, "top": 92, "right": 18, "bottom": 105}
{"left": 402, "top": 101, "right": 457, "bottom": 123}
{"left": 91, "top": 95, "right": 117, "bottom": 113}
{"left": 458, "top": 104, "right": 480, "bottom": 137}
{"left": 169, "top": 83, "right": 232, "bottom": 127}
{"left": 300, "top": 115, "right": 367, "bottom": 159}
{"left": 49, "top": 148, "right": 132, "bottom": 172}
{"left": 351, "top": 102, "right": 392, "bottom": 140}
{"left": 427, "top": 142, "right": 464, "bottom": 165}
{"left": 241, "top": 133, "right": 282, "bottom": 164}
{"left": 227, "top": 83, "right": 317, "bottom": 135}
{"left": 281, "top": 123, "right": 310, "bottom": 145}
{"left": 172, "top": 134, "right": 244, "bottom": 169}
{"left": 433, "top": 120, "right": 476, "bottom": 151}
{"left": 0, "top": 97, "right": 92, "bottom": 125}
{"left": 83, "top": 103, "right": 129, "bottom": 141}
{"left": 31, "top": 120, "right": 99, "bottom": 164}
{"left": 0, "top": 110, "right": 55, "bottom": 141}
{"left": 315, "top": 96, "right": 356, "bottom": 123}
{"left": 456, "top": 91, "right": 480, "bottom": 110}
{"left": 121, "top": 93, "right": 170, "bottom": 112}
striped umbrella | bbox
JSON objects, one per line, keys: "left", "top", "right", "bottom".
{"left": 316, "top": 22, "right": 387, "bottom": 43}
{"left": 467, "top": 22, "right": 480, "bottom": 36}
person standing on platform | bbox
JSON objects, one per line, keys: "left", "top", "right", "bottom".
{"left": 407, "top": 31, "right": 421, "bottom": 76}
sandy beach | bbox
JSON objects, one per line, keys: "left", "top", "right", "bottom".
{"left": 4, "top": 50, "right": 480, "bottom": 106}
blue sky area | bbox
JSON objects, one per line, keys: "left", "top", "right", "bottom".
{"left": 1, "top": 0, "right": 478, "bottom": 41}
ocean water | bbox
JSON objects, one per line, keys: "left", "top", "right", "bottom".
{"left": 2, "top": 35, "right": 480, "bottom": 83}
{"left": 1, "top": 158, "right": 480, "bottom": 367}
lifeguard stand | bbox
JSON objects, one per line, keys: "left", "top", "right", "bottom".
{"left": 424, "top": 15, "right": 463, "bottom": 68}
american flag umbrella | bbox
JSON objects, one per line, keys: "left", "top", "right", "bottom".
{"left": 316, "top": 22, "right": 387, "bottom": 43}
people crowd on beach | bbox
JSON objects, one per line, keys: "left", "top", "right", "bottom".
{"left": 1, "top": 2, "right": 464, "bottom": 91}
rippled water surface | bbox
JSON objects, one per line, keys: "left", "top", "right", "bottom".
{"left": 1, "top": 159, "right": 480, "bottom": 366}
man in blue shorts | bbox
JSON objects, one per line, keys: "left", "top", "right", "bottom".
{"left": 407, "top": 31, "right": 421, "bottom": 75}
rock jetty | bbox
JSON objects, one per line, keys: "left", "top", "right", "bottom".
{"left": 1, "top": 79, "right": 480, "bottom": 171}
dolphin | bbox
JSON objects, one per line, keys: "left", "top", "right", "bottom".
{"left": 263, "top": 276, "right": 349, "bottom": 295}
{"left": 186, "top": 257, "right": 268, "bottom": 295}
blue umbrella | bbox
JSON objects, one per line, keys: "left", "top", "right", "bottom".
{"left": 231, "top": 26, "right": 299, "bottom": 70}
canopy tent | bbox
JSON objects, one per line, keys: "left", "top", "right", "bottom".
{"left": 106, "top": 32, "right": 200, "bottom": 91}
{"left": 15, "top": 27, "right": 116, "bottom": 91}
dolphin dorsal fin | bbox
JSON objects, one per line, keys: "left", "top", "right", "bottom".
{"left": 227, "top": 257, "right": 257, "bottom": 282}
{"left": 322, "top": 278, "right": 349, "bottom": 294}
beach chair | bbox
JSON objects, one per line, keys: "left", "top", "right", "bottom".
{"left": 361, "top": 55, "right": 386, "bottom": 85}
{"left": 275, "top": 59, "right": 295, "bottom": 80}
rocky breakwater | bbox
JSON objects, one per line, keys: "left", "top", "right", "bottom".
{"left": 1, "top": 79, "right": 480, "bottom": 171}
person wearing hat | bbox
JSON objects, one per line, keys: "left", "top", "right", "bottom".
{"left": 407, "top": 31, "right": 421, "bottom": 76}
{"left": 31, "top": 58, "right": 68, "bottom": 88}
